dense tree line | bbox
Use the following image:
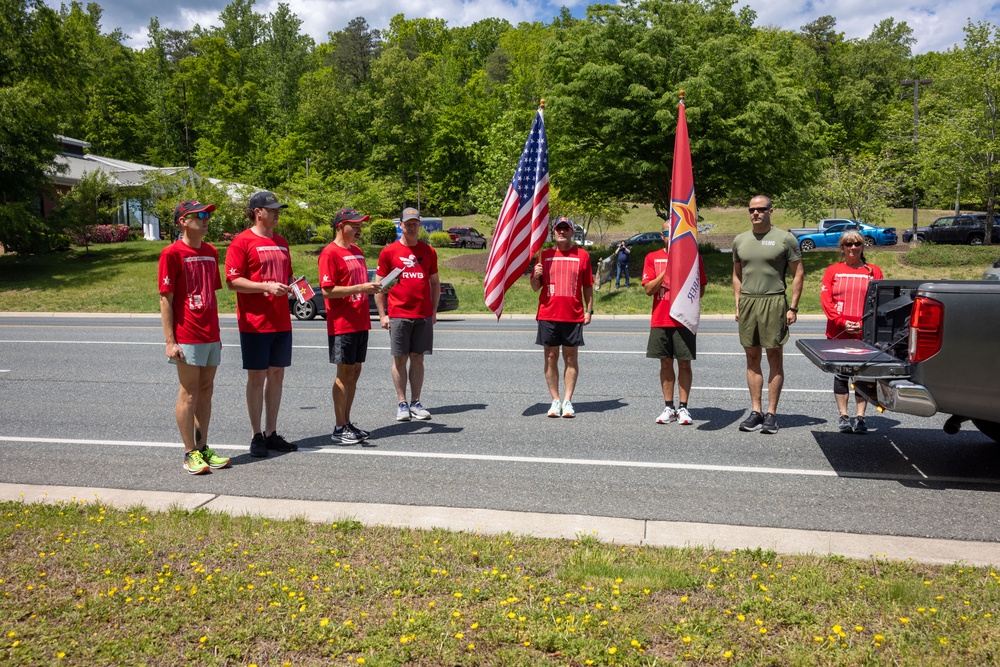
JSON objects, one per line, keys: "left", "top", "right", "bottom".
{"left": 2, "top": 0, "right": 999, "bottom": 252}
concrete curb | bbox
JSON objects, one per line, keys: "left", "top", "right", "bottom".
{"left": 1, "top": 483, "right": 995, "bottom": 566}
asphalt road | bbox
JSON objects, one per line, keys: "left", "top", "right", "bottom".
{"left": 1, "top": 314, "right": 998, "bottom": 543}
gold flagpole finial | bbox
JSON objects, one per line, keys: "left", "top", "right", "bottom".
{"left": 540, "top": 99, "right": 546, "bottom": 109}
{"left": 679, "top": 90, "right": 685, "bottom": 101}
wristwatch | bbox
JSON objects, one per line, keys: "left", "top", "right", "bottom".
{"left": 586, "top": 309, "right": 594, "bottom": 315}
{"left": 788, "top": 306, "right": 799, "bottom": 313}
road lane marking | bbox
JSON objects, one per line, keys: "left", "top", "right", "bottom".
{"left": 2, "top": 436, "right": 997, "bottom": 486}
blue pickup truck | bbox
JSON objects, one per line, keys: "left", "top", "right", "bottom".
{"left": 797, "top": 279, "right": 1000, "bottom": 444}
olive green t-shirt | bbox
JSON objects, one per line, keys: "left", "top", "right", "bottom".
{"left": 732, "top": 226, "right": 801, "bottom": 296}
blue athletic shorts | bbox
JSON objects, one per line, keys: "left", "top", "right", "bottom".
{"left": 239, "top": 330, "right": 293, "bottom": 370}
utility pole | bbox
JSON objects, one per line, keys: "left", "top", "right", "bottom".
{"left": 901, "top": 77, "right": 931, "bottom": 244}
{"left": 416, "top": 171, "right": 421, "bottom": 213}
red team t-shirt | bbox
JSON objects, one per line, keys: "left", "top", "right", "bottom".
{"left": 224, "top": 229, "right": 293, "bottom": 333}
{"left": 158, "top": 240, "right": 222, "bottom": 344}
{"left": 820, "top": 261, "right": 884, "bottom": 339}
{"left": 376, "top": 240, "right": 439, "bottom": 318}
{"left": 536, "top": 246, "right": 594, "bottom": 323}
{"left": 641, "top": 248, "right": 707, "bottom": 329}
{"left": 319, "top": 242, "right": 371, "bottom": 335}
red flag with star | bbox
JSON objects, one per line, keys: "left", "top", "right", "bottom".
{"left": 668, "top": 97, "right": 702, "bottom": 333}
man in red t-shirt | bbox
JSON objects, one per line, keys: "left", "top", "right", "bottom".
{"left": 319, "top": 207, "right": 382, "bottom": 445}
{"left": 375, "top": 207, "right": 440, "bottom": 422}
{"left": 530, "top": 217, "right": 594, "bottom": 418}
{"left": 642, "top": 219, "right": 707, "bottom": 426}
{"left": 224, "top": 190, "right": 297, "bottom": 457}
{"left": 159, "top": 200, "right": 231, "bottom": 475}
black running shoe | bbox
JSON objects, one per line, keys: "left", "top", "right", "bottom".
{"left": 266, "top": 432, "right": 298, "bottom": 452}
{"left": 760, "top": 412, "right": 779, "bottom": 434}
{"left": 853, "top": 416, "right": 868, "bottom": 435}
{"left": 347, "top": 423, "right": 370, "bottom": 440}
{"left": 330, "top": 426, "right": 362, "bottom": 445}
{"left": 249, "top": 432, "right": 268, "bottom": 457}
{"left": 739, "top": 411, "right": 764, "bottom": 432}
{"left": 838, "top": 415, "right": 853, "bottom": 433}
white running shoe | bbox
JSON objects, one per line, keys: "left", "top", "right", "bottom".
{"left": 656, "top": 406, "right": 677, "bottom": 424}
{"left": 676, "top": 406, "right": 693, "bottom": 425}
{"left": 409, "top": 400, "right": 431, "bottom": 420}
{"left": 561, "top": 400, "right": 575, "bottom": 418}
{"left": 395, "top": 401, "right": 411, "bottom": 422}
{"left": 547, "top": 400, "right": 562, "bottom": 418}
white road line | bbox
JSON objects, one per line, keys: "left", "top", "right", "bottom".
{"left": 1, "top": 436, "right": 997, "bottom": 486}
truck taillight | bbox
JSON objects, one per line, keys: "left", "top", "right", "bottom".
{"left": 908, "top": 296, "right": 944, "bottom": 363}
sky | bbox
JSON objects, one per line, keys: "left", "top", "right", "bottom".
{"left": 51, "top": 0, "right": 1000, "bottom": 55}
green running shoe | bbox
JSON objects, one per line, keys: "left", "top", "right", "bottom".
{"left": 184, "top": 450, "right": 210, "bottom": 475}
{"left": 200, "top": 446, "right": 231, "bottom": 469}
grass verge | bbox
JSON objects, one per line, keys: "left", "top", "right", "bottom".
{"left": 2, "top": 500, "right": 998, "bottom": 666}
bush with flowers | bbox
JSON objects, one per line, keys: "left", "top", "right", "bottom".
{"left": 68, "top": 224, "right": 131, "bottom": 245}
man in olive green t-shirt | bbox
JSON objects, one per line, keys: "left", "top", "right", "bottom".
{"left": 731, "top": 195, "right": 804, "bottom": 434}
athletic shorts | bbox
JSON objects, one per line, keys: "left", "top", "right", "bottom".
{"left": 329, "top": 330, "right": 369, "bottom": 365}
{"left": 738, "top": 294, "right": 789, "bottom": 349}
{"left": 239, "top": 330, "right": 293, "bottom": 370}
{"left": 646, "top": 327, "right": 697, "bottom": 360}
{"left": 389, "top": 317, "right": 433, "bottom": 356}
{"left": 169, "top": 341, "right": 222, "bottom": 367}
{"left": 535, "top": 320, "right": 584, "bottom": 348}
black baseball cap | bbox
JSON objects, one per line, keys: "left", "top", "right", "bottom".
{"left": 333, "top": 207, "right": 370, "bottom": 227}
{"left": 554, "top": 217, "right": 573, "bottom": 230}
{"left": 248, "top": 191, "right": 288, "bottom": 210}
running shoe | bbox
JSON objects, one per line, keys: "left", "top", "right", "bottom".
{"left": 330, "top": 426, "right": 362, "bottom": 445}
{"left": 739, "top": 411, "right": 764, "bottom": 432}
{"left": 838, "top": 415, "right": 853, "bottom": 433}
{"left": 409, "top": 400, "right": 431, "bottom": 420}
{"left": 249, "top": 432, "right": 268, "bottom": 458}
{"left": 184, "top": 450, "right": 210, "bottom": 475}
{"left": 347, "top": 423, "right": 370, "bottom": 440}
{"left": 676, "top": 407, "right": 693, "bottom": 425}
{"left": 547, "top": 400, "right": 562, "bottom": 418}
{"left": 656, "top": 406, "right": 677, "bottom": 424}
{"left": 266, "top": 432, "right": 298, "bottom": 452}
{"left": 561, "top": 400, "right": 576, "bottom": 418}
{"left": 396, "top": 401, "right": 411, "bottom": 422}
{"left": 853, "top": 416, "right": 868, "bottom": 435}
{"left": 760, "top": 412, "right": 779, "bottom": 434}
{"left": 199, "top": 446, "right": 231, "bottom": 469}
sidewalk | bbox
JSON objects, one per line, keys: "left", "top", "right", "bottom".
{"left": 1, "top": 482, "right": 995, "bottom": 566}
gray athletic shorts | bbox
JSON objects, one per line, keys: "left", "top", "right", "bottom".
{"left": 389, "top": 317, "right": 433, "bottom": 356}
{"left": 328, "top": 331, "right": 369, "bottom": 365}
{"left": 646, "top": 327, "right": 697, "bottom": 360}
{"left": 169, "top": 341, "right": 222, "bottom": 367}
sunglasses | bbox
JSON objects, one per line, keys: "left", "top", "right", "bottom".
{"left": 748, "top": 207, "right": 771, "bottom": 214}
{"left": 186, "top": 211, "right": 211, "bottom": 219}
{"left": 842, "top": 241, "right": 863, "bottom": 247}
{"left": 660, "top": 231, "right": 670, "bottom": 237}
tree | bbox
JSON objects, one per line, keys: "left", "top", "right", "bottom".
{"left": 327, "top": 17, "right": 381, "bottom": 86}
{"left": 51, "top": 169, "right": 120, "bottom": 255}
{"left": 820, "top": 152, "right": 902, "bottom": 225}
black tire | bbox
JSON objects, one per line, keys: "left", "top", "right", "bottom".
{"left": 864, "top": 236, "right": 875, "bottom": 247}
{"left": 292, "top": 300, "right": 317, "bottom": 321}
{"left": 969, "top": 235, "right": 984, "bottom": 246}
{"left": 972, "top": 419, "right": 1000, "bottom": 444}
{"left": 800, "top": 239, "right": 815, "bottom": 251}
{"left": 460, "top": 241, "right": 467, "bottom": 248}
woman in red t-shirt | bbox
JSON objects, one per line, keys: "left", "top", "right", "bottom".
{"left": 820, "top": 229, "right": 884, "bottom": 435}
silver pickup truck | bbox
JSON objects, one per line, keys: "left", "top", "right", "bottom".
{"left": 796, "top": 279, "right": 1000, "bottom": 444}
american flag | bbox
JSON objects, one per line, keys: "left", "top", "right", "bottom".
{"left": 484, "top": 109, "right": 549, "bottom": 318}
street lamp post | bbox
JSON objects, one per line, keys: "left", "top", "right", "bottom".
{"left": 901, "top": 77, "right": 931, "bottom": 244}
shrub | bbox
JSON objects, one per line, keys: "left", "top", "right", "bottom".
{"left": 368, "top": 219, "right": 398, "bottom": 246}
{"left": 68, "top": 224, "right": 130, "bottom": 245}
{"left": 429, "top": 231, "right": 451, "bottom": 247}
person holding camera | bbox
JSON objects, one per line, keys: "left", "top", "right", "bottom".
{"left": 615, "top": 240, "right": 631, "bottom": 288}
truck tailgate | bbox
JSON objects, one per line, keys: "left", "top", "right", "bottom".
{"left": 795, "top": 339, "right": 911, "bottom": 379}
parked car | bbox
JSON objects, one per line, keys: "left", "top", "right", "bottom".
{"left": 289, "top": 269, "right": 460, "bottom": 320}
{"left": 797, "top": 221, "right": 897, "bottom": 251}
{"left": 617, "top": 231, "right": 662, "bottom": 247}
{"left": 901, "top": 214, "right": 1000, "bottom": 245}
{"left": 789, "top": 218, "right": 862, "bottom": 238}
{"left": 447, "top": 226, "right": 488, "bottom": 249}
{"left": 984, "top": 256, "right": 1000, "bottom": 280}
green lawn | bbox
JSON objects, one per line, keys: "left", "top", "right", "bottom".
{"left": 2, "top": 500, "right": 998, "bottom": 666}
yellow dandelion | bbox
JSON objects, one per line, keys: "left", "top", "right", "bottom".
{"left": 874, "top": 634, "right": 885, "bottom": 642}
{"left": 57, "top": 652, "right": 66, "bottom": 659}
{"left": 759, "top": 627, "right": 767, "bottom": 635}
{"left": 899, "top": 617, "right": 910, "bottom": 624}
{"left": 939, "top": 637, "right": 948, "bottom": 645}
{"left": 813, "top": 636, "right": 824, "bottom": 642}
{"left": 608, "top": 647, "right": 617, "bottom": 655}
{"left": 320, "top": 618, "right": 329, "bottom": 627}
{"left": 199, "top": 636, "right": 207, "bottom": 644}
{"left": 723, "top": 650, "right": 733, "bottom": 659}
{"left": 467, "top": 643, "right": 475, "bottom": 650}
{"left": 682, "top": 636, "right": 691, "bottom": 643}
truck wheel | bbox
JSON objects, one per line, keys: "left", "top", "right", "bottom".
{"left": 800, "top": 239, "right": 815, "bottom": 251}
{"left": 972, "top": 419, "right": 1000, "bottom": 444}
{"left": 969, "top": 235, "right": 984, "bottom": 246}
